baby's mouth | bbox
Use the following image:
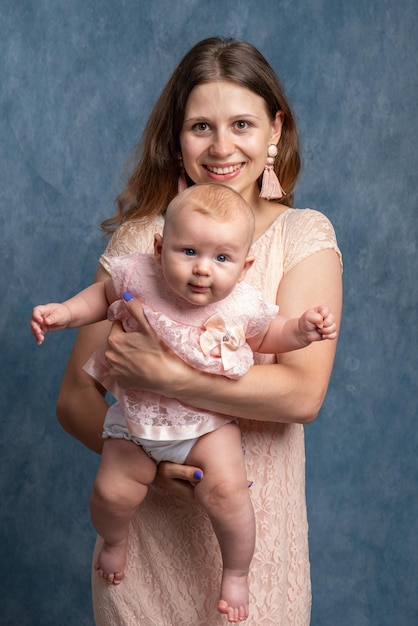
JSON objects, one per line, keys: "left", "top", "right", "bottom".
{"left": 190, "top": 284, "right": 210, "bottom": 292}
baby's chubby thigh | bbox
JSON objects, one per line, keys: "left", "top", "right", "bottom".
{"left": 186, "top": 422, "right": 249, "bottom": 516}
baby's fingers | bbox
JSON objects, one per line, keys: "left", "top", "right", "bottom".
{"left": 30, "top": 320, "right": 46, "bottom": 345}
{"left": 320, "top": 318, "right": 337, "bottom": 340}
{"left": 315, "top": 305, "right": 330, "bottom": 319}
{"left": 31, "top": 306, "right": 56, "bottom": 344}
{"left": 32, "top": 305, "right": 47, "bottom": 323}
{"left": 323, "top": 311, "right": 335, "bottom": 325}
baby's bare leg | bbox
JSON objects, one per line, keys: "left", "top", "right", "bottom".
{"left": 90, "top": 438, "right": 157, "bottom": 584}
{"left": 186, "top": 423, "right": 254, "bottom": 623}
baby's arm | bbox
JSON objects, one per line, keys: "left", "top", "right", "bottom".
{"left": 248, "top": 305, "right": 337, "bottom": 355}
{"left": 31, "top": 279, "right": 117, "bottom": 345}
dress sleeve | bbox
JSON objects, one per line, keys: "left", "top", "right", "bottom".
{"left": 245, "top": 290, "right": 279, "bottom": 338}
{"left": 99, "top": 217, "right": 164, "bottom": 273}
{"left": 282, "top": 209, "right": 342, "bottom": 274}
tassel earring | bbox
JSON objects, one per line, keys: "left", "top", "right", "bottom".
{"left": 259, "top": 144, "right": 285, "bottom": 200}
{"left": 177, "top": 157, "right": 188, "bottom": 194}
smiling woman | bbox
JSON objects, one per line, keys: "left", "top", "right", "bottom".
{"left": 179, "top": 81, "right": 283, "bottom": 213}
{"left": 56, "top": 37, "right": 342, "bottom": 625}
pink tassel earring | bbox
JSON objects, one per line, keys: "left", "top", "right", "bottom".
{"left": 177, "top": 157, "right": 188, "bottom": 194}
{"left": 259, "top": 144, "right": 285, "bottom": 200}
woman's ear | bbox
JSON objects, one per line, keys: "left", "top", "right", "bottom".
{"left": 270, "top": 110, "right": 284, "bottom": 145}
{"left": 154, "top": 233, "right": 163, "bottom": 264}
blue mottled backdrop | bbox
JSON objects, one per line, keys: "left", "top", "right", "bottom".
{"left": 1, "top": 1, "right": 417, "bottom": 624}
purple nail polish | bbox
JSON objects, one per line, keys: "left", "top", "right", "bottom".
{"left": 193, "top": 470, "right": 203, "bottom": 480}
{"left": 122, "top": 291, "right": 134, "bottom": 302}
{"left": 248, "top": 481, "right": 253, "bottom": 489}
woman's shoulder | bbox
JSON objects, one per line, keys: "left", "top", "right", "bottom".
{"left": 280, "top": 207, "right": 336, "bottom": 232}
{"left": 100, "top": 216, "right": 164, "bottom": 272}
{"left": 271, "top": 207, "right": 342, "bottom": 273}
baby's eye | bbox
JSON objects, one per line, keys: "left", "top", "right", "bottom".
{"left": 183, "top": 248, "right": 196, "bottom": 256}
{"left": 216, "top": 254, "right": 227, "bottom": 263}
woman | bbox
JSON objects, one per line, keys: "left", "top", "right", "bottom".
{"left": 57, "top": 38, "right": 342, "bottom": 625}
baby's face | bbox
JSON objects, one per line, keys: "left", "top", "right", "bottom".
{"left": 155, "top": 208, "right": 253, "bottom": 306}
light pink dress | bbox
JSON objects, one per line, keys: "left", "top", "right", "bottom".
{"left": 92, "top": 208, "right": 342, "bottom": 626}
{"left": 85, "top": 253, "right": 278, "bottom": 442}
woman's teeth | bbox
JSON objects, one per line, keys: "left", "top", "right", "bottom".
{"left": 206, "top": 164, "right": 241, "bottom": 174}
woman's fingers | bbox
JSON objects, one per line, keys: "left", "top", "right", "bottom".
{"left": 155, "top": 461, "right": 204, "bottom": 503}
{"left": 158, "top": 461, "right": 203, "bottom": 483}
{"left": 104, "top": 295, "right": 161, "bottom": 388}
{"left": 121, "top": 293, "right": 153, "bottom": 335}
{"left": 106, "top": 294, "right": 192, "bottom": 394}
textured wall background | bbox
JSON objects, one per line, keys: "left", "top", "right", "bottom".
{"left": 1, "top": 1, "right": 417, "bottom": 624}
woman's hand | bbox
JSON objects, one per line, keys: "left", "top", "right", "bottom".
{"left": 155, "top": 462, "right": 204, "bottom": 503}
{"left": 104, "top": 294, "right": 192, "bottom": 395}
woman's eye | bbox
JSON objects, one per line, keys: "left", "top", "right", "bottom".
{"left": 193, "top": 122, "right": 210, "bottom": 132}
{"left": 216, "top": 254, "right": 227, "bottom": 263}
{"left": 234, "top": 120, "right": 249, "bottom": 130}
{"left": 183, "top": 248, "right": 196, "bottom": 256}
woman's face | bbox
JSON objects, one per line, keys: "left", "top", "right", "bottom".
{"left": 179, "top": 81, "right": 283, "bottom": 208}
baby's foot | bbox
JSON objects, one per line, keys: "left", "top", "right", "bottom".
{"left": 217, "top": 569, "right": 249, "bottom": 622}
{"left": 94, "top": 539, "right": 128, "bottom": 585}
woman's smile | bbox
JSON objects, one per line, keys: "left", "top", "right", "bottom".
{"left": 205, "top": 163, "right": 244, "bottom": 178}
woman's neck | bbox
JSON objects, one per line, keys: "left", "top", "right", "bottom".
{"left": 251, "top": 197, "right": 290, "bottom": 241}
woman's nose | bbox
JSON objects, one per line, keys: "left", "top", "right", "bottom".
{"left": 209, "top": 129, "right": 234, "bottom": 157}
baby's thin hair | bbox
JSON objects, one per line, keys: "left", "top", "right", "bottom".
{"left": 165, "top": 184, "right": 255, "bottom": 245}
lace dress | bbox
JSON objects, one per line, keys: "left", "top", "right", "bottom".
{"left": 92, "top": 208, "right": 342, "bottom": 626}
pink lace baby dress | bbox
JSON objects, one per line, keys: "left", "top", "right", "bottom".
{"left": 92, "top": 209, "right": 342, "bottom": 626}
{"left": 84, "top": 252, "right": 279, "bottom": 442}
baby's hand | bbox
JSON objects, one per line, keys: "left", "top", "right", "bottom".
{"left": 299, "top": 306, "right": 337, "bottom": 343}
{"left": 30, "top": 303, "right": 72, "bottom": 345}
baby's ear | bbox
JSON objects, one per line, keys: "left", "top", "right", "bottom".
{"left": 154, "top": 233, "right": 163, "bottom": 264}
{"left": 238, "top": 255, "right": 255, "bottom": 282}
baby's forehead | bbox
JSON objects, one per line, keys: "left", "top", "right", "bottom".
{"left": 178, "top": 206, "right": 249, "bottom": 234}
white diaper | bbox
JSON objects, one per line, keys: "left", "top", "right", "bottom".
{"left": 103, "top": 402, "right": 199, "bottom": 464}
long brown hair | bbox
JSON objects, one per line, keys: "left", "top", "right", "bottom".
{"left": 102, "top": 37, "right": 300, "bottom": 234}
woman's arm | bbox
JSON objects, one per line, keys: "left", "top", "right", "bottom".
{"left": 105, "top": 248, "right": 342, "bottom": 425}
{"left": 56, "top": 265, "right": 113, "bottom": 453}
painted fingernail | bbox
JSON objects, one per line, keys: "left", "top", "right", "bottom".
{"left": 122, "top": 291, "right": 134, "bottom": 301}
{"left": 193, "top": 470, "right": 203, "bottom": 480}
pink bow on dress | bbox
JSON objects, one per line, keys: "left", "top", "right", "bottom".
{"left": 199, "top": 314, "right": 246, "bottom": 371}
